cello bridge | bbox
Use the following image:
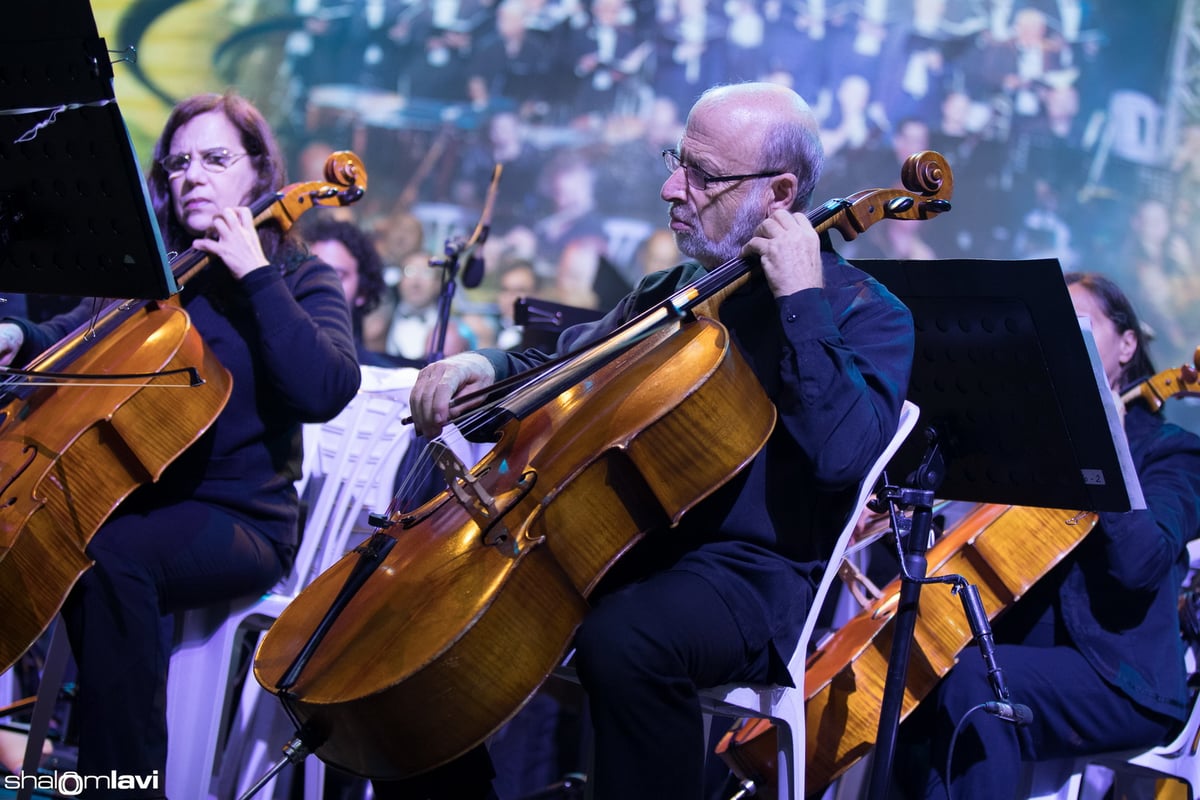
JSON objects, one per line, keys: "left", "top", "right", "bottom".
{"left": 431, "top": 439, "right": 534, "bottom": 558}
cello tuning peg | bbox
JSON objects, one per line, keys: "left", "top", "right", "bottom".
{"left": 924, "top": 199, "right": 953, "bottom": 213}
{"left": 886, "top": 196, "right": 915, "bottom": 214}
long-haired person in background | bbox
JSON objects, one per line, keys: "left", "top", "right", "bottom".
{"left": 299, "top": 215, "right": 391, "bottom": 364}
{"left": 0, "top": 91, "right": 360, "bottom": 796}
{"left": 902, "top": 271, "right": 1200, "bottom": 800}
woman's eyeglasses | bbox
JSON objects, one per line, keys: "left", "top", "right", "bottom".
{"left": 159, "top": 148, "right": 250, "bottom": 176}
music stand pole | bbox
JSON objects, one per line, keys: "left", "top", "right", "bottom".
{"left": 865, "top": 461, "right": 939, "bottom": 799}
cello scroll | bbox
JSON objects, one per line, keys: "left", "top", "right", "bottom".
{"left": 273, "top": 150, "right": 368, "bottom": 224}
{"left": 819, "top": 150, "right": 953, "bottom": 242}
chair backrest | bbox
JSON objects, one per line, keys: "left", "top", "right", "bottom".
{"left": 282, "top": 365, "right": 421, "bottom": 595}
{"left": 785, "top": 400, "right": 920, "bottom": 680}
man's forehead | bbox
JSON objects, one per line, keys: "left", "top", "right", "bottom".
{"left": 681, "top": 116, "right": 763, "bottom": 166}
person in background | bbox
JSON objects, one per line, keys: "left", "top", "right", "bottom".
{"left": 405, "top": 80, "right": 913, "bottom": 800}
{"left": 0, "top": 90, "right": 359, "bottom": 797}
{"left": 1121, "top": 197, "right": 1197, "bottom": 360}
{"left": 532, "top": 151, "right": 609, "bottom": 269}
{"left": 451, "top": 110, "right": 545, "bottom": 230}
{"left": 551, "top": 237, "right": 604, "bottom": 310}
{"left": 479, "top": 257, "right": 543, "bottom": 350}
{"left": 903, "top": 271, "right": 1200, "bottom": 800}
{"left": 385, "top": 250, "right": 476, "bottom": 365}
{"left": 299, "top": 215, "right": 390, "bottom": 365}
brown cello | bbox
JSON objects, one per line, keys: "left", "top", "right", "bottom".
{"left": 0, "top": 151, "right": 367, "bottom": 674}
{"left": 252, "top": 151, "right": 954, "bottom": 780}
{"left": 718, "top": 347, "right": 1200, "bottom": 798}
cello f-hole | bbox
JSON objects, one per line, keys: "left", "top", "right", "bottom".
{"left": 0, "top": 445, "right": 36, "bottom": 502}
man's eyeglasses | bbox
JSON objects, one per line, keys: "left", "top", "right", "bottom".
{"left": 661, "top": 149, "right": 784, "bottom": 190}
{"left": 158, "top": 148, "right": 250, "bottom": 177}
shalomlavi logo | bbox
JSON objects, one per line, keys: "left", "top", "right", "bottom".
{"left": 3, "top": 769, "right": 160, "bottom": 796}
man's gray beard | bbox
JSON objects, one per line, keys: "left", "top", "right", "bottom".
{"left": 676, "top": 200, "right": 767, "bottom": 267}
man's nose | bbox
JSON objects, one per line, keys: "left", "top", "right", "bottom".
{"left": 661, "top": 169, "right": 686, "bottom": 202}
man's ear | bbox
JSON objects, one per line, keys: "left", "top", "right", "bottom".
{"left": 768, "top": 173, "right": 799, "bottom": 212}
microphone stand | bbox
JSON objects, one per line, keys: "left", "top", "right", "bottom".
{"left": 864, "top": 453, "right": 939, "bottom": 800}
{"left": 425, "top": 236, "right": 471, "bottom": 364}
{"left": 425, "top": 163, "right": 502, "bottom": 364}
{"left": 392, "top": 164, "right": 503, "bottom": 512}
{"left": 866, "top": 428, "right": 1032, "bottom": 799}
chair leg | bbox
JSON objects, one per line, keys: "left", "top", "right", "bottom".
{"left": 167, "top": 606, "right": 247, "bottom": 800}
{"left": 218, "top": 672, "right": 297, "bottom": 800}
{"left": 303, "top": 752, "right": 327, "bottom": 800}
{"left": 17, "top": 621, "right": 71, "bottom": 800}
{"left": 772, "top": 720, "right": 798, "bottom": 800}
{"left": 0, "top": 665, "right": 14, "bottom": 711}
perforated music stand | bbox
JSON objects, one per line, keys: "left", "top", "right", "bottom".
{"left": 514, "top": 296, "right": 605, "bottom": 352}
{"left": 849, "top": 257, "right": 1143, "bottom": 799}
{"left": 0, "top": 2, "right": 174, "bottom": 299}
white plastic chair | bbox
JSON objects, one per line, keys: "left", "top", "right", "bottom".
{"left": 0, "top": 668, "right": 14, "bottom": 713}
{"left": 696, "top": 399, "right": 921, "bottom": 800}
{"left": 165, "top": 365, "right": 421, "bottom": 800}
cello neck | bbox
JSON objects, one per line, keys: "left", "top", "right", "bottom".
{"left": 166, "top": 192, "right": 284, "bottom": 288}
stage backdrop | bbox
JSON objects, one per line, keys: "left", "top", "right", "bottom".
{"left": 90, "top": 0, "right": 1200, "bottom": 432}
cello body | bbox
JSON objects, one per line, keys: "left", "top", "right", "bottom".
{"left": 802, "top": 504, "right": 1096, "bottom": 795}
{"left": 255, "top": 317, "right": 778, "bottom": 778}
{"left": 0, "top": 301, "right": 232, "bottom": 672}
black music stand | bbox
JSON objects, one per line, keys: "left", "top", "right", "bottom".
{"left": 0, "top": 2, "right": 174, "bottom": 299}
{"left": 514, "top": 296, "right": 605, "bottom": 352}
{"left": 849, "top": 257, "right": 1143, "bottom": 799}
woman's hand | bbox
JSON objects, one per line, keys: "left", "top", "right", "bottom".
{"left": 190, "top": 206, "right": 270, "bottom": 280}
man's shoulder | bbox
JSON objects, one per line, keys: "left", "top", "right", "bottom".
{"left": 642, "top": 261, "right": 707, "bottom": 288}
{"left": 628, "top": 261, "right": 708, "bottom": 306}
{"left": 822, "top": 251, "right": 904, "bottom": 304}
